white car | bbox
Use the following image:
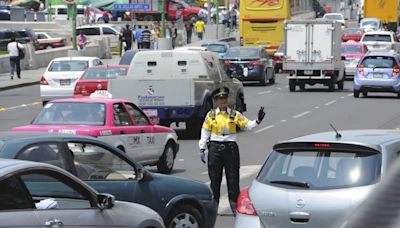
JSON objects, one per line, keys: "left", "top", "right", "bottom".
{"left": 360, "top": 31, "right": 398, "bottom": 51}
{"left": 323, "top": 13, "right": 345, "bottom": 26}
{"left": 40, "top": 57, "right": 104, "bottom": 105}
{"left": 47, "top": 5, "right": 104, "bottom": 21}
{"left": 77, "top": 24, "right": 122, "bottom": 48}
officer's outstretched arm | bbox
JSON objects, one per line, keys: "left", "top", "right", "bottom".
{"left": 199, "top": 128, "right": 211, "bottom": 150}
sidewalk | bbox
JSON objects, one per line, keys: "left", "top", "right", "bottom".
{"left": 0, "top": 31, "right": 237, "bottom": 92}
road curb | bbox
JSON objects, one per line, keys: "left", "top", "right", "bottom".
{"left": 0, "top": 81, "right": 39, "bottom": 92}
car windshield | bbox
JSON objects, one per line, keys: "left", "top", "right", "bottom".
{"left": 362, "top": 34, "right": 391, "bottom": 42}
{"left": 344, "top": 29, "right": 362, "bottom": 35}
{"left": 119, "top": 51, "right": 135, "bottom": 65}
{"left": 33, "top": 102, "right": 106, "bottom": 125}
{"left": 225, "top": 48, "right": 259, "bottom": 58}
{"left": 341, "top": 45, "right": 362, "bottom": 53}
{"left": 257, "top": 149, "right": 381, "bottom": 190}
{"left": 324, "top": 14, "right": 343, "bottom": 20}
{"left": 207, "top": 44, "right": 227, "bottom": 53}
{"left": 48, "top": 61, "right": 89, "bottom": 72}
{"left": 82, "top": 67, "right": 127, "bottom": 80}
{"left": 361, "top": 56, "right": 395, "bottom": 68}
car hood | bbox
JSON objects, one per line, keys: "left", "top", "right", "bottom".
{"left": 11, "top": 125, "right": 105, "bottom": 137}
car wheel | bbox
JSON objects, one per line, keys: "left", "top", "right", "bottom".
{"left": 289, "top": 79, "right": 296, "bottom": 92}
{"left": 299, "top": 83, "right": 305, "bottom": 90}
{"left": 269, "top": 70, "right": 275, "bottom": 84}
{"left": 46, "top": 45, "right": 53, "bottom": 49}
{"left": 354, "top": 90, "right": 360, "bottom": 98}
{"left": 259, "top": 71, "right": 267, "bottom": 86}
{"left": 362, "top": 91, "right": 368, "bottom": 97}
{"left": 398, "top": 92, "right": 400, "bottom": 98}
{"left": 166, "top": 205, "right": 204, "bottom": 228}
{"left": 337, "top": 80, "right": 344, "bottom": 90}
{"left": 157, "top": 142, "right": 175, "bottom": 174}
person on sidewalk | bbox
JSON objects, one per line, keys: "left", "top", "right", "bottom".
{"left": 123, "top": 24, "right": 133, "bottom": 51}
{"left": 195, "top": 18, "right": 205, "bottom": 40}
{"left": 151, "top": 26, "right": 159, "bottom": 50}
{"left": 141, "top": 26, "right": 152, "bottom": 49}
{"left": 77, "top": 30, "right": 88, "bottom": 51}
{"left": 135, "top": 25, "right": 143, "bottom": 49}
{"left": 185, "top": 20, "right": 194, "bottom": 44}
{"left": 230, "top": 6, "right": 238, "bottom": 31}
{"left": 7, "top": 35, "right": 25, "bottom": 80}
{"left": 198, "top": 87, "right": 266, "bottom": 215}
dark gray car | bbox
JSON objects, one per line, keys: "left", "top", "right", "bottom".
{"left": 0, "top": 158, "right": 164, "bottom": 228}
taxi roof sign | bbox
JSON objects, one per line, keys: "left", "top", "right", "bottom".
{"left": 90, "top": 90, "right": 113, "bottom": 99}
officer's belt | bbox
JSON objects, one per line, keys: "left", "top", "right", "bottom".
{"left": 209, "top": 141, "right": 237, "bottom": 151}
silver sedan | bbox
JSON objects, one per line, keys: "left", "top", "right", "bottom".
{"left": 234, "top": 129, "right": 400, "bottom": 228}
{"left": 0, "top": 158, "right": 165, "bottom": 228}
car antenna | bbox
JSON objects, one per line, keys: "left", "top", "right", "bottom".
{"left": 330, "top": 123, "right": 342, "bottom": 139}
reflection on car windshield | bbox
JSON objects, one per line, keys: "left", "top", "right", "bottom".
{"left": 82, "top": 68, "right": 127, "bottom": 80}
{"left": 361, "top": 21, "right": 378, "bottom": 27}
{"left": 362, "top": 56, "right": 395, "bottom": 68}
{"left": 226, "top": 48, "right": 259, "bottom": 58}
{"left": 341, "top": 45, "right": 362, "bottom": 53}
{"left": 33, "top": 102, "right": 106, "bottom": 125}
{"left": 257, "top": 150, "right": 381, "bottom": 190}
{"left": 362, "top": 34, "right": 391, "bottom": 42}
{"left": 49, "top": 61, "right": 89, "bottom": 72}
{"left": 207, "top": 44, "right": 227, "bottom": 53}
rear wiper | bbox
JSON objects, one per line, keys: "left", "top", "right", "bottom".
{"left": 269, "top": 180, "right": 310, "bottom": 188}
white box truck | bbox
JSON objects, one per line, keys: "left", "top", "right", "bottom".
{"left": 283, "top": 20, "right": 345, "bottom": 92}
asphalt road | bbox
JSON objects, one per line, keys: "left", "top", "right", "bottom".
{"left": 1, "top": 74, "right": 400, "bottom": 227}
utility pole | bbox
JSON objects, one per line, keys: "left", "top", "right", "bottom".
{"left": 160, "top": 0, "right": 166, "bottom": 37}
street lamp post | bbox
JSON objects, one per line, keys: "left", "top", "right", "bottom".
{"left": 159, "top": 0, "right": 166, "bottom": 37}
{"left": 66, "top": 0, "right": 77, "bottom": 50}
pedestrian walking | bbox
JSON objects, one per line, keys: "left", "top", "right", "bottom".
{"left": 198, "top": 87, "right": 265, "bottom": 215}
{"left": 89, "top": 8, "right": 96, "bottom": 26}
{"left": 39, "top": 0, "right": 45, "bottom": 11}
{"left": 102, "top": 10, "right": 110, "bottom": 23}
{"left": 169, "top": 23, "right": 178, "bottom": 49}
{"left": 219, "top": 8, "right": 226, "bottom": 25}
{"left": 142, "top": 26, "right": 152, "bottom": 49}
{"left": 83, "top": 6, "right": 90, "bottom": 24}
{"left": 195, "top": 18, "right": 205, "bottom": 40}
{"left": 230, "top": 6, "right": 237, "bottom": 31}
{"left": 118, "top": 27, "right": 125, "bottom": 56}
{"left": 123, "top": 24, "right": 133, "bottom": 51}
{"left": 135, "top": 25, "right": 143, "bottom": 49}
{"left": 151, "top": 26, "right": 159, "bottom": 50}
{"left": 185, "top": 20, "right": 194, "bottom": 44}
{"left": 77, "top": 30, "right": 88, "bottom": 50}
{"left": 7, "top": 35, "right": 25, "bottom": 80}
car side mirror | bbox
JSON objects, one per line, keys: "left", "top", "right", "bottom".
{"left": 97, "top": 193, "right": 115, "bottom": 210}
{"left": 137, "top": 168, "right": 152, "bottom": 181}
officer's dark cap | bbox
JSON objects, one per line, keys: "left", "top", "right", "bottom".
{"left": 212, "top": 87, "right": 229, "bottom": 99}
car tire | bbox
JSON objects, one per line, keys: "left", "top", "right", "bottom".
{"left": 354, "top": 90, "right": 360, "bottom": 98}
{"left": 337, "top": 80, "right": 344, "bottom": 90}
{"left": 328, "top": 80, "right": 335, "bottom": 92}
{"left": 157, "top": 142, "right": 175, "bottom": 174}
{"left": 166, "top": 205, "right": 204, "bottom": 228}
{"left": 259, "top": 71, "right": 267, "bottom": 86}
{"left": 289, "top": 79, "right": 296, "bottom": 92}
{"left": 46, "top": 45, "right": 53, "bottom": 49}
{"left": 269, "top": 70, "right": 275, "bottom": 84}
{"left": 398, "top": 92, "right": 400, "bottom": 98}
{"left": 363, "top": 91, "right": 368, "bottom": 97}
{"left": 299, "top": 83, "right": 305, "bottom": 90}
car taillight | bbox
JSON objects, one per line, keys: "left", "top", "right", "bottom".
{"left": 236, "top": 187, "right": 257, "bottom": 216}
{"left": 357, "top": 64, "right": 364, "bottom": 77}
{"left": 249, "top": 60, "right": 263, "bottom": 66}
{"left": 40, "top": 76, "right": 48, "bottom": 85}
{"left": 392, "top": 65, "right": 400, "bottom": 77}
{"left": 74, "top": 85, "right": 81, "bottom": 95}
{"left": 224, "top": 60, "right": 231, "bottom": 68}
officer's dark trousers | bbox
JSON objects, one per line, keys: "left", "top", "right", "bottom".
{"left": 208, "top": 141, "right": 240, "bottom": 214}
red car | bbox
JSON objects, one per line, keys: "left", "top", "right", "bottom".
{"left": 342, "top": 28, "right": 364, "bottom": 42}
{"left": 74, "top": 65, "right": 128, "bottom": 97}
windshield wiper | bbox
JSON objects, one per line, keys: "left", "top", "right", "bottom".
{"left": 269, "top": 180, "right": 310, "bottom": 188}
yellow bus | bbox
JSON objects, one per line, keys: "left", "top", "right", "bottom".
{"left": 239, "top": 0, "right": 314, "bottom": 54}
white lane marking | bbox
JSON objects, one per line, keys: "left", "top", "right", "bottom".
{"left": 293, "top": 111, "right": 310, "bottom": 119}
{"left": 340, "top": 96, "right": 345, "bottom": 99}
{"left": 281, "top": 119, "right": 287, "bottom": 122}
{"left": 315, "top": 106, "right": 320, "bottom": 109}
{"left": 213, "top": 165, "right": 262, "bottom": 214}
{"left": 277, "top": 87, "right": 282, "bottom": 90}
{"left": 348, "top": 93, "right": 353, "bottom": 97}
{"left": 0, "top": 102, "right": 40, "bottom": 112}
{"left": 201, "top": 171, "right": 208, "bottom": 175}
{"left": 258, "top": 90, "right": 272, "bottom": 95}
{"left": 324, "top": 100, "right": 337, "bottom": 106}
{"left": 178, "top": 159, "right": 184, "bottom": 162}
{"left": 255, "top": 125, "right": 275, "bottom": 134}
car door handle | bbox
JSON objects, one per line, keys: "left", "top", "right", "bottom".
{"left": 45, "top": 218, "right": 63, "bottom": 227}
{"left": 289, "top": 212, "right": 310, "bottom": 223}
{"left": 120, "top": 130, "right": 125, "bottom": 134}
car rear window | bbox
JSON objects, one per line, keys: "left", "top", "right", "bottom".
{"left": 48, "top": 60, "right": 89, "bottom": 72}
{"left": 257, "top": 147, "right": 381, "bottom": 190}
{"left": 361, "top": 56, "right": 395, "bottom": 68}
{"left": 207, "top": 44, "right": 227, "bottom": 53}
{"left": 342, "top": 45, "right": 362, "bottom": 54}
{"left": 33, "top": 102, "right": 106, "bottom": 125}
{"left": 82, "top": 68, "right": 127, "bottom": 80}
{"left": 362, "top": 34, "right": 392, "bottom": 42}
{"left": 225, "top": 48, "right": 259, "bottom": 58}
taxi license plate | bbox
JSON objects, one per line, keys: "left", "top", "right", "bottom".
{"left": 60, "top": 79, "right": 71, "bottom": 86}
{"left": 143, "top": 109, "right": 158, "bottom": 117}
{"left": 243, "top": 67, "right": 248, "bottom": 77}
{"left": 304, "top": 70, "right": 313, "bottom": 75}
{"left": 373, "top": 73, "right": 383, "bottom": 78}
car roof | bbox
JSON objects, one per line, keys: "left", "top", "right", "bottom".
{"left": 51, "top": 57, "right": 99, "bottom": 61}
{"left": 279, "top": 129, "right": 400, "bottom": 149}
{"left": 0, "top": 131, "right": 93, "bottom": 142}
{"left": 48, "top": 97, "right": 131, "bottom": 104}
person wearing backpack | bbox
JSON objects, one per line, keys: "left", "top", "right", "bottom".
{"left": 7, "top": 35, "right": 25, "bottom": 80}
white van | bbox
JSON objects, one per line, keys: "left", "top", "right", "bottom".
{"left": 48, "top": 5, "right": 103, "bottom": 21}
{"left": 76, "top": 24, "right": 122, "bottom": 48}
{"left": 108, "top": 50, "right": 246, "bottom": 138}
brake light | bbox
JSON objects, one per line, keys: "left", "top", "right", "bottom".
{"left": 40, "top": 76, "right": 48, "bottom": 85}
{"left": 314, "top": 143, "right": 331, "bottom": 148}
{"left": 236, "top": 187, "right": 257, "bottom": 216}
{"left": 392, "top": 65, "right": 400, "bottom": 77}
{"left": 249, "top": 60, "right": 263, "bottom": 66}
{"left": 224, "top": 60, "right": 231, "bottom": 68}
{"left": 357, "top": 64, "right": 364, "bottom": 77}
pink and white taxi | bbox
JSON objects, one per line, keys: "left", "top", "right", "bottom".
{"left": 12, "top": 92, "right": 179, "bottom": 174}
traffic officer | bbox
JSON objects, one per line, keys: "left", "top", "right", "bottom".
{"left": 198, "top": 87, "right": 265, "bottom": 214}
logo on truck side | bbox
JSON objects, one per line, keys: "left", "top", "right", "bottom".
{"left": 147, "top": 85, "right": 155, "bottom": 95}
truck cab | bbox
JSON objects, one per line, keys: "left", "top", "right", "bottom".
{"left": 167, "top": 0, "right": 200, "bottom": 21}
